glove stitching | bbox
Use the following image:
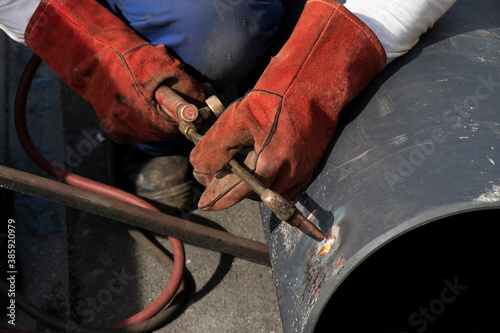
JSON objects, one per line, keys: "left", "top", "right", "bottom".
{"left": 122, "top": 43, "right": 151, "bottom": 56}
{"left": 119, "top": 47, "right": 165, "bottom": 115}
{"left": 30, "top": 1, "right": 122, "bottom": 54}
{"left": 277, "top": 4, "right": 337, "bottom": 103}
{"left": 198, "top": 180, "right": 243, "bottom": 209}
{"left": 196, "top": 91, "right": 280, "bottom": 208}
{"left": 25, "top": 1, "right": 50, "bottom": 42}
{"left": 308, "top": 0, "right": 386, "bottom": 68}
{"left": 203, "top": 89, "right": 281, "bottom": 208}
{"left": 243, "top": 89, "right": 283, "bottom": 171}
{"left": 239, "top": 6, "right": 339, "bottom": 179}
{"left": 30, "top": 1, "right": 169, "bottom": 124}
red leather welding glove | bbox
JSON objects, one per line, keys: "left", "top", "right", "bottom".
{"left": 24, "top": 0, "right": 206, "bottom": 143}
{"left": 190, "top": 0, "right": 387, "bottom": 211}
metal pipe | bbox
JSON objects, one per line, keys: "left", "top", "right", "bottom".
{"left": 261, "top": 0, "right": 500, "bottom": 331}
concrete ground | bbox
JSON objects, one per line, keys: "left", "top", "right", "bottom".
{"left": 0, "top": 32, "right": 283, "bottom": 332}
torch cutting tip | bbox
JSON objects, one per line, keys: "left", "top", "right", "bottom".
{"left": 289, "top": 212, "right": 326, "bottom": 242}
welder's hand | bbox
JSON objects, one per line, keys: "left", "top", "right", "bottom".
{"left": 190, "top": 0, "right": 387, "bottom": 211}
{"left": 24, "top": 0, "right": 207, "bottom": 143}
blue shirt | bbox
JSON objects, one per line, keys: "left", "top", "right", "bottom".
{"left": 101, "top": 0, "right": 284, "bottom": 89}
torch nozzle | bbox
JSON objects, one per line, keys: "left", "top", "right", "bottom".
{"left": 288, "top": 211, "right": 326, "bottom": 243}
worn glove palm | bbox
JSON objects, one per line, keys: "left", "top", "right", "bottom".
{"left": 190, "top": 0, "right": 387, "bottom": 211}
{"left": 25, "top": 0, "right": 206, "bottom": 143}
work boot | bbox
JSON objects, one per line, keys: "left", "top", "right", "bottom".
{"left": 126, "top": 155, "right": 194, "bottom": 211}
{"left": 108, "top": 141, "right": 197, "bottom": 214}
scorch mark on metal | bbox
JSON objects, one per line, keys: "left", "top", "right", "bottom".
{"left": 475, "top": 185, "right": 500, "bottom": 203}
{"left": 387, "top": 134, "right": 409, "bottom": 146}
{"left": 332, "top": 256, "right": 345, "bottom": 276}
{"left": 336, "top": 149, "right": 373, "bottom": 168}
{"left": 376, "top": 87, "right": 395, "bottom": 117}
{"left": 317, "top": 224, "right": 341, "bottom": 257}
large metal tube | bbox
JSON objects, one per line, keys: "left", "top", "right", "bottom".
{"left": 261, "top": 0, "right": 500, "bottom": 331}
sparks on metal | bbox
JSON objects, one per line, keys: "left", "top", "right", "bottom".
{"left": 318, "top": 236, "right": 335, "bottom": 256}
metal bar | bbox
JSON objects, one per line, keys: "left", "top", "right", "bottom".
{"left": 0, "top": 165, "right": 270, "bottom": 266}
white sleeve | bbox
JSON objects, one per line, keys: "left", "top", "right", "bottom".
{"left": 344, "top": 0, "right": 457, "bottom": 64}
{"left": 0, "top": 0, "right": 41, "bottom": 44}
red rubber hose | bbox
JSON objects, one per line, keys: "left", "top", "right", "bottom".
{"left": 14, "top": 54, "right": 185, "bottom": 327}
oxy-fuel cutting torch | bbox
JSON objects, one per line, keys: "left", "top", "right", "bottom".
{"left": 155, "top": 86, "right": 326, "bottom": 243}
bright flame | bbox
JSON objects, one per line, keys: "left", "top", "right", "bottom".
{"left": 317, "top": 224, "right": 340, "bottom": 257}
{"left": 318, "top": 236, "right": 335, "bottom": 256}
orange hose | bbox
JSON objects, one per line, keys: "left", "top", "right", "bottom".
{"left": 14, "top": 54, "right": 185, "bottom": 327}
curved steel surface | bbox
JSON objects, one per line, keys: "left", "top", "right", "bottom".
{"left": 261, "top": 1, "right": 500, "bottom": 332}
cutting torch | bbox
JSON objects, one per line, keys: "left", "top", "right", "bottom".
{"left": 156, "top": 86, "right": 326, "bottom": 243}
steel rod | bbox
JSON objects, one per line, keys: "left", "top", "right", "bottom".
{"left": 0, "top": 165, "right": 270, "bottom": 266}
